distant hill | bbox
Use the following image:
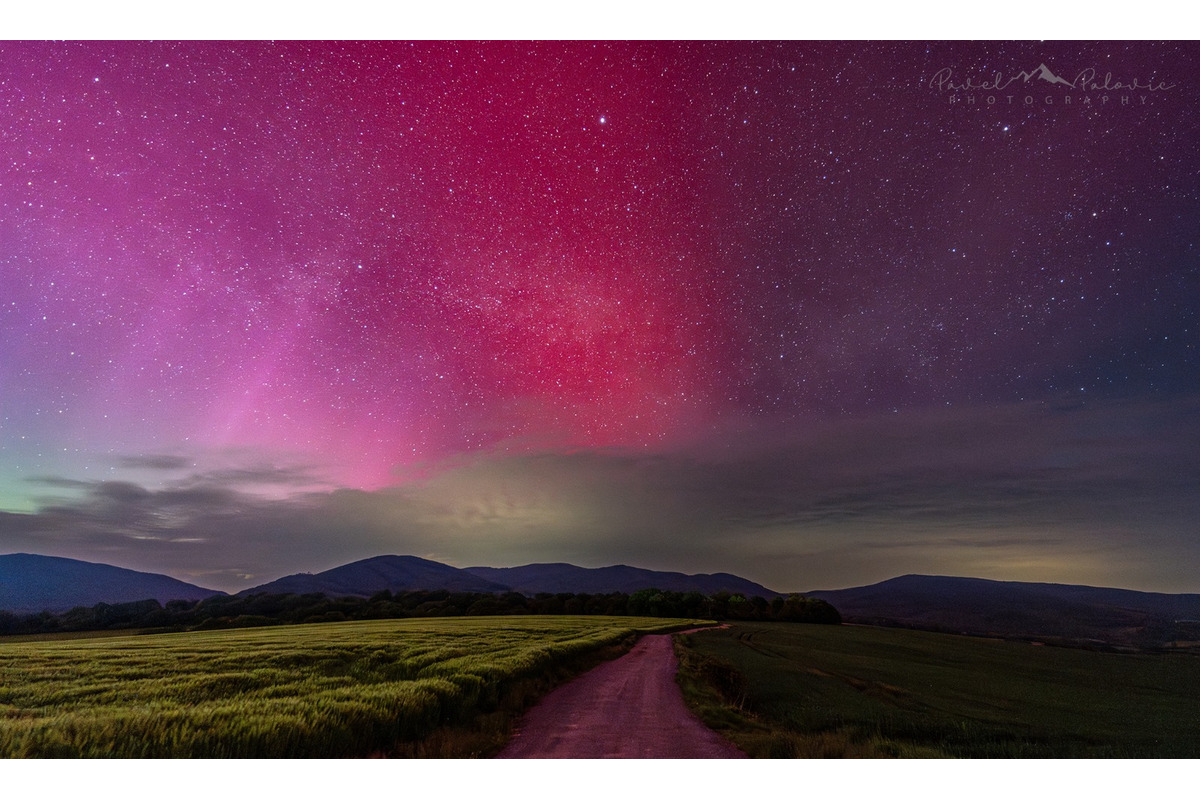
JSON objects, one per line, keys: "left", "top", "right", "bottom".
{"left": 464, "top": 562, "right": 781, "bottom": 597}
{"left": 242, "top": 557, "right": 780, "bottom": 599}
{"left": 0, "top": 552, "right": 783, "bottom": 612}
{"left": 0, "top": 553, "right": 222, "bottom": 613}
{"left": 808, "top": 574, "right": 1200, "bottom": 649}
{"left": 240, "top": 555, "right": 510, "bottom": 597}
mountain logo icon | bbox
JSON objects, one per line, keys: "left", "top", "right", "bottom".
{"left": 1026, "top": 63, "right": 1076, "bottom": 88}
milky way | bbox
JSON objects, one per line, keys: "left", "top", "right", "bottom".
{"left": 2, "top": 41, "right": 1198, "bottom": 592}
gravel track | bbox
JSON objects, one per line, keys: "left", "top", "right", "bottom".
{"left": 496, "top": 631, "right": 745, "bottom": 758}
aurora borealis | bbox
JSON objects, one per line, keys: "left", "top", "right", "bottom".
{"left": 2, "top": 41, "right": 1198, "bottom": 593}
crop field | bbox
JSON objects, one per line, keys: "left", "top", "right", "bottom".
{"left": 677, "top": 622, "right": 1200, "bottom": 757}
{"left": 0, "top": 615, "right": 696, "bottom": 757}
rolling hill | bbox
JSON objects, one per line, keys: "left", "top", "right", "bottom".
{"left": 10, "top": 552, "right": 1200, "bottom": 652}
{"left": 241, "top": 557, "right": 781, "bottom": 599}
{"left": 0, "top": 553, "right": 222, "bottom": 613}
{"left": 808, "top": 574, "right": 1200, "bottom": 649}
{"left": 239, "top": 555, "right": 510, "bottom": 597}
{"left": 464, "top": 562, "right": 781, "bottom": 597}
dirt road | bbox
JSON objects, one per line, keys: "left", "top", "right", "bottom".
{"left": 496, "top": 631, "right": 745, "bottom": 758}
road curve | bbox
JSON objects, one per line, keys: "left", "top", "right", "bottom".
{"left": 496, "top": 631, "right": 745, "bottom": 758}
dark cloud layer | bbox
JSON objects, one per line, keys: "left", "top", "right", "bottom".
{"left": 116, "top": 455, "right": 193, "bottom": 471}
{"left": 4, "top": 397, "right": 1197, "bottom": 593}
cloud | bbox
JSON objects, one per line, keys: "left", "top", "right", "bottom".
{"left": 2, "top": 397, "right": 1199, "bottom": 594}
{"left": 92, "top": 481, "right": 154, "bottom": 504}
{"left": 167, "top": 464, "right": 331, "bottom": 492}
{"left": 22, "top": 476, "right": 94, "bottom": 489}
{"left": 116, "top": 455, "right": 192, "bottom": 471}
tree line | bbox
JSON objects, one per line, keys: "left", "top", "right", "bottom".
{"left": 0, "top": 588, "right": 840, "bottom": 636}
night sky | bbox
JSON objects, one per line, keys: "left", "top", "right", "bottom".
{"left": 2, "top": 41, "right": 1198, "bottom": 593}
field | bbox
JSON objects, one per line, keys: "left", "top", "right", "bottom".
{"left": 677, "top": 622, "right": 1200, "bottom": 757}
{"left": 0, "top": 615, "right": 697, "bottom": 757}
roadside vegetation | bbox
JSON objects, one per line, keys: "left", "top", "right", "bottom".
{"left": 0, "top": 588, "right": 838, "bottom": 637}
{"left": 676, "top": 622, "right": 1200, "bottom": 757}
{"left": 0, "top": 615, "right": 699, "bottom": 757}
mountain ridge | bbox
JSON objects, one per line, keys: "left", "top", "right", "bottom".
{"left": 7, "top": 554, "right": 1200, "bottom": 652}
{"left": 238, "top": 555, "right": 510, "bottom": 597}
{"left": 1, "top": 552, "right": 785, "bottom": 611}
{"left": 0, "top": 553, "right": 223, "bottom": 614}
{"left": 807, "top": 573, "right": 1200, "bottom": 649}
{"left": 464, "top": 562, "right": 781, "bottom": 597}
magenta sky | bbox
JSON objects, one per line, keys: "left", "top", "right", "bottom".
{"left": 2, "top": 42, "right": 1198, "bottom": 593}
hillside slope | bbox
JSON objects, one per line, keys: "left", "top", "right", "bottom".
{"left": 0, "top": 553, "right": 222, "bottom": 613}
{"left": 240, "top": 555, "right": 510, "bottom": 597}
{"left": 465, "top": 562, "right": 781, "bottom": 597}
{"left": 808, "top": 574, "right": 1200, "bottom": 648}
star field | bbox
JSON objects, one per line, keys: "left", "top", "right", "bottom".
{"left": 1, "top": 41, "right": 1198, "bottom": 591}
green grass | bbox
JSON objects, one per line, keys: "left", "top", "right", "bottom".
{"left": 0, "top": 615, "right": 699, "bottom": 757}
{"left": 676, "top": 622, "right": 1200, "bottom": 757}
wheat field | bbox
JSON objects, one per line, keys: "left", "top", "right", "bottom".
{"left": 0, "top": 615, "right": 694, "bottom": 757}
